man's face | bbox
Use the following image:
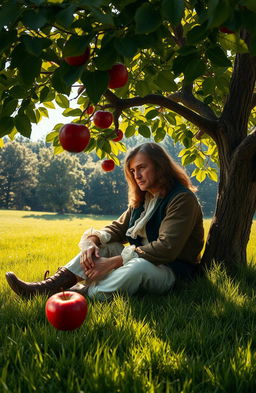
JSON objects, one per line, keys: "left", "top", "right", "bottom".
{"left": 129, "top": 152, "right": 159, "bottom": 195}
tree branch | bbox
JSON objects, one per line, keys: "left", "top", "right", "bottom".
{"left": 104, "top": 90, "right": 218, "bottom": 137}
{"left": 169, "top": 84, "right": 218, "bottom": 121}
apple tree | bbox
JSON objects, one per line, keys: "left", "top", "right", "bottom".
{"left": 0, "top": 0, "right": 256, "bottom": 267}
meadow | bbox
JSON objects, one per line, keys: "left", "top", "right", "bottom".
{"left": 1, "top": 209, "right": 256, "bottom": 393}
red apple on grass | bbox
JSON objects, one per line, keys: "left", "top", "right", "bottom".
{"left": 108, "top": 63, "right": 128, "bottom": 89}
{"left": 101, "top": 159, "right": 115, "bottom": 172}
{"left": 64, "top": 47, "right": 90, "bottom": 66}
{"left": 45, "top": 291, "right": 88, "bottom": 331}
{"left": 59, "top": 123, "right": 90, "bottom": 153}
{"left": 112, "top": 129, "right": 123, "bottom": 142}
{"left": 93, "top": 111, "right": 113, "bottom": 129}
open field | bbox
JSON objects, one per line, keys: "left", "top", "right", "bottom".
{"left": 1, "top": 210, "right": 256, "bottom": 393}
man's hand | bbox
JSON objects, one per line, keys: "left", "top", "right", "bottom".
{"left": 86, "top": 255, "right": 123, "bottom": 281}
{"left": 80, "top": 239, "right": 100, "bottom": 271}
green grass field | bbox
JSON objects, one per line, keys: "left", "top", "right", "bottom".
{"left": 1, "top": 210, "right": 256, "bottom": 393}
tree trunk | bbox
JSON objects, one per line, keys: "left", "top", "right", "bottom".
{"left": 202, "top": 129, "right": 256, "bottom": 267}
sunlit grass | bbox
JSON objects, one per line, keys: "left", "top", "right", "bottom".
{"left": 1, "top": 210, "right": 256, "bottom": 393}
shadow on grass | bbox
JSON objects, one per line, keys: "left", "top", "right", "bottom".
{"left": 22, "top": 213, "right": 118, "bottom": 221}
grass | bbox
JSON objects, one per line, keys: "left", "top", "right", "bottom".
{"left": 1, "top": 209, "right": 256, "bottom": 393}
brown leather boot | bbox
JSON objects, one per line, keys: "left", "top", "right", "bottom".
{"left": 5, "top": 267, "right": 77, "bottom": 299}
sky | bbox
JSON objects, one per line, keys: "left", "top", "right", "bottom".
{"left": 31, "top": 107, "right": 66, "bottom": 141}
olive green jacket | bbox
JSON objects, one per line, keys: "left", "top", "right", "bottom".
{"left": 103, "top": 191, "right": 204, "bottom": 266}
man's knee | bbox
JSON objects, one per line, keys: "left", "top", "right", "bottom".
{"left": 124, "top": 258, "right": 153, "bottom": 276}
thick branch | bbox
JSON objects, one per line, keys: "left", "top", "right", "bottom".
{"left": 169, "top": 85, "right": 217, "bottom": 121}
{"left": 104, "top": 90, "right": 218, "bottom": 137}
{"left": 232, "top": 127, "right": 256, "bottom": 162}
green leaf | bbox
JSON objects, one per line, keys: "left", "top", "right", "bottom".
{"left": 155, "top": 71, "right": 177, "bottom": 92}
{"left": 11, "top": 44, "right": 42, "bottom": 86}
{"left": 55, "top": 94, "right": 70, "bottom": 108}
{"left": 22, "top": 9, "right": 48, "bottom": 29}
{"left": 196, "top": 170, "right": 207, "bottom": 182}
{"left": 62, "top": 108, "right": 82, "bottom": 117}
{"left": 154, "top": 127, "right": 166, "bottom": 142}
{"left": 39, "top": 107, "right": 49, "bottom": 118}
{"left": 207, "top": 168, "right": 218, "bottom": 182}
{"left": 55, "top": 5, "right": 76, "bottom": 27}
{"left": 219, "top": 34, "right": 248, "bottom": 54}
{"left": 46, "top": 130, "right": 59, "bottom": 142}
{"left": 207, "top": 0, "right": 232, "bottom": 29}
{"left": 135, "top": 4, "right": 162, "bottom": 34}
{"left": 43, "top": 102, "right": 55, "bottom": 109}
{"left": 81, "top": 70, "right": 108, "bottom": 104}
{"left": 186, "top": 24, "right": 208, "bottom": 44}
{"left": 54, "top": 145, "right": 64, "bottom": 155}
{"left": 146, "top": 110, "right": 159, "bottom": 120}
{"left": 138, "top": 124, "right": 151, "bottom": 138}
{"left": 62, "top": 35, "right": 91, "bottom": 57}
{"left": 0, "top": 30, "right": 17, "bottom": 55}
{"left": 0, "top": 117, "right": 14, "bottom": 137}
{"left": 52, "top": 67, "right": 71, "bottom": 95}
{"left": 125, "top": 125, "right": 135, "bottom": 137}
{"left": 242, "top": 0, "right": 256, "bottom": 12}
{"left": 0, "top": 3, "right": 21, "bottom": 29}
{"left": 184, "top": 57, "right": 206, "bottom": 82}
{"left": 206, "top": 46, "right": 232, "bottom": 67}
{"left": 93, "top": 45, "right": 118, "bottom": 70}
{"left": 161, "top": 0, "right": 185, "bottom": 26}
{"left": 21, "top": 36, "right": 52, "bottom": 57}
{"left": 114, "top": 36, "right": 138, "bottom": 58}
{"left": 40, "top": 87, "right": 50, "bottom": 102}
{"left": 9, "top": 86, "right": 28, "bottom": 99}
{"left": 2, "top": 98, "right": 18, "bottom": 116}
{"left": 14, "top": 114, "right": 32, "bottom": 138}
{"left": 0, "top": 138, "right": 4, "bottom": 148}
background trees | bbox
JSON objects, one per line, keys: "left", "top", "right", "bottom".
{"left": 0, "top": 139, "right": 217, "bottom": 216}
{"left": 0, "top": 0, "right": 256, "bottom": 266}
{"left": 0, "top": 142, "right": 38, "bottom": 210}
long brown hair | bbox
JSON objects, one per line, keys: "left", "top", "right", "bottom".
{"left": 124, "top": 142, "right": 197, "bottom": 207}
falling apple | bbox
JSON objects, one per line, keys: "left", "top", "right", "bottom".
{"left": 64, "top": 47, "right": 90, "bottom": 66}
{"left": 112, "top": 129, "right": 123, "bottom": 142}
{"left": 93, "top": 111, "right": 113, "bottom": 129}
{"left": 108, "top": 64, "right": 128, "bottom": 89}
{"left": 59, "top": 123, "right": 90, "bottom": 153}
{"left": 101, "top": 159, "right": 115, "bottom": 172}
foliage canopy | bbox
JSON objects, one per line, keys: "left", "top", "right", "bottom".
{"left": 0, "top": 0, "right": 256, "bottom": 182}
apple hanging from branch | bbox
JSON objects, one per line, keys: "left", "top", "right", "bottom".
{"left": 93, "top": 110, "right": 113, "bottom": 129}
{"left": 108, "top": 63, "right": 128, "bottom": 89}
{"left": 59, "top": 123, "right": 90, "bottom": 153}
{"left": 112, "top": 129, "right": 123, "bottom": 142}
{"left": 64, "top": 47, "right": 90, "bottom": 66}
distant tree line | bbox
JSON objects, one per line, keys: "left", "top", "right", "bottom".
{"left": 0, "top": 138, "right": 218, "bottom": 217}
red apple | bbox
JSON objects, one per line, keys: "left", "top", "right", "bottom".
{"left": 219, "top": 26, "right": 234, "bottom": 34}
{"left": 108, "top": 63, "right": 128, "bottom": 89}
{"left": 93, "top": 111, "right": 113, "bottom": 129}
{"left": 112, "top": 129, "right": 123, "bottom": 142}
{"left": 45, "top": 291, "right": 88, "bottom": 331}
{"left": 101, "top": 159, "right": 115, "bottom": 172}
{"left": 64, "top": 47, "right": 90, "bottom": 66}
{"left": 86, "top": 105, "right": 94, "bottom": 115}
{"left": 59, "top": 123, "right": 90, "bottom": 153}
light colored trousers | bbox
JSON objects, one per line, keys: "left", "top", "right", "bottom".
{"left": 65, "top": 242, "right": 175, "bottom": 301}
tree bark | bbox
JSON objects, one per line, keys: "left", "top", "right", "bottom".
{"left": 202, "top": 129, "right": 256, "bottom": 267}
